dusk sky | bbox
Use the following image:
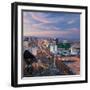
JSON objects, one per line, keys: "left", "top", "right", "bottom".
{"left": 23, "top": 11, "right": 80, "bottom": 40}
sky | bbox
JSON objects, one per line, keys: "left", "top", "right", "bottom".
{"left": 23, "top": 11, "right": 80, "bottom": 40}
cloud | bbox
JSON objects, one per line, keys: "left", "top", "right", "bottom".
{"left": 30, "top": 12, "right": 51, "bottom": 24}
{"left": 23, "top": 30, "right": 69, "bottom": 37}
{"left": 24, "top": 12, "right": 65, "bottom": 24}
{"left": 67, "top": 20, "right": 76, "bottom": 24}
{"left": 23, "top": 27, "right": 79, "bottom": 37}
{"left": 68, "top": 28, "right": 80, "bottom": 34}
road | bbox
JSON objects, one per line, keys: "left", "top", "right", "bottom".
{"left": 55, "top": 56, "right": 80, "bottom": 75}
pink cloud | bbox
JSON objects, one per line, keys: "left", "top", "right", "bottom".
{"left": 30, "top": 13, "right": 51, "bottom": 24}
{"left": 69, "top": 28, "right": 80, "bottom": 34}
{"left": 23, "top": 30, "right": 70, "bottom": 37}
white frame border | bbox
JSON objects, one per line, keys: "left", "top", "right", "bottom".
{"left": 17, "top": 5, "right": 86, "bottom": 84}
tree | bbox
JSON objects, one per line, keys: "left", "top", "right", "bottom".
{"left": 57, "top": 43, "right": 71, "bottom": 50}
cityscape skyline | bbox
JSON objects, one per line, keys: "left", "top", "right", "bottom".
{"left": 23, "top": 11, "right": 80, "bottom": 40}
